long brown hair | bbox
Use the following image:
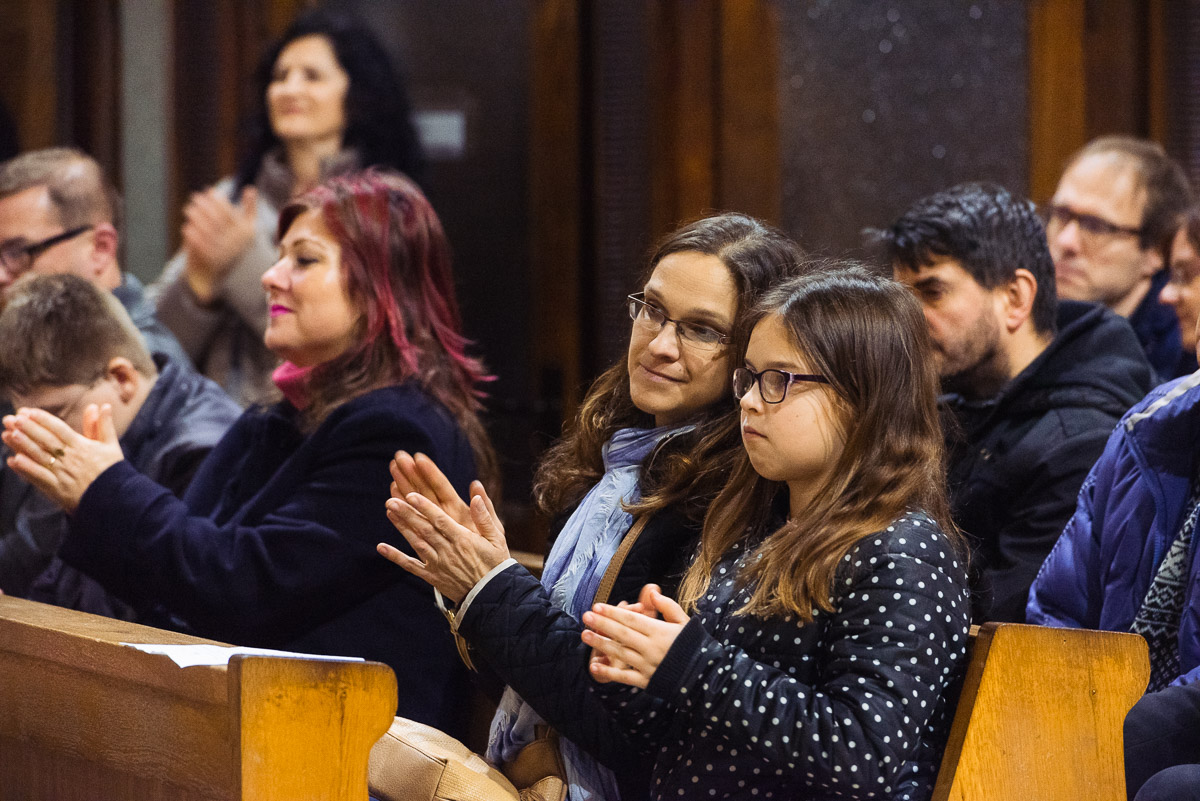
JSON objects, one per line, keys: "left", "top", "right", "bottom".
{"left": 679, "top": 264, "right": 960, "bottom": 620}
{"left": 278, "top": 170, "right": 498, "bottom": 487}
{"left": 532, "top": 213, "right": 804, "bottom": 524}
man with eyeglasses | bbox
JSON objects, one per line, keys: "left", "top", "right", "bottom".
{"left": 878, "top": 182, "right": 1154, "bottom": 623}
{"left": 0, "top": 148, "right": 188, "bottom": 365}
{"left": 1047, "top": 136, "right": 1194, "bottom": 379}
{"left": 0, "top": 148, "right": 191, "bottom": 595}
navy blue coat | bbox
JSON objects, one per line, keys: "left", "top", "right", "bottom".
{"left": 60, "top": 382, "right": 479, "bottom": 738}
{"left": 1028, "top": 371, "right": 1200, "bottom": 686}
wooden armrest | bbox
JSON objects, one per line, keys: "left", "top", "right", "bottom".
{"left": 932, "top": 622, "right": 1149, "bottom": 801}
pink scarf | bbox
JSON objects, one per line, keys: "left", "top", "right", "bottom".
{"left": 272, "top": 361, "right": 314, "bottom": 410}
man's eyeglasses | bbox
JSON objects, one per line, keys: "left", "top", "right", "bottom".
{"left": 732, "top": 366, "right": 830, "bottom": 404}
{"left": 0, "top": 225, "right": 94, "bottom": 277}
{"left": 1042, "top": 204, "right": 1143, "bottom": 246}
{"left": 627, "top": 293, "right": 731, "bottom": 351}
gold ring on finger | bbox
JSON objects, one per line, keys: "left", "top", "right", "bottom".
{"left": 52, "top": 447, "right": 66, "bottom": 459}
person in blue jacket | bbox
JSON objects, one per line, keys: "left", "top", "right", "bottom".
{"left": 1, "top": 170, "right": 496, "bottom": 740}
{"left": 583, "top": 267, "right": 970, "bottom": 801}
{"left": 381, "top": 213, "right": 803, "bottom": 800}
{"left": 1027, "top": 361, "right": 1200, "bottom": 800}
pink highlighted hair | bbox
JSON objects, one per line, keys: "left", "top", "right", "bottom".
{"left": 278, "top": 170, "right": 497, "bottom": 487}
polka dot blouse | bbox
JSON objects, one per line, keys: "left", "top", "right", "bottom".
{"left": 593, "top": 511, "right": 971, "bottom": 800}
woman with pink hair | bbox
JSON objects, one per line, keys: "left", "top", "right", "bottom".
{"left": 3, "top": 170, "right": 494, "bottom": 739}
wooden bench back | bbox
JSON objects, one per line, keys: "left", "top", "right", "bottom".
{"left": 0, "top": 595, "right": 396, "bottom": 800}
{"left": 933, "top": 622, "right": 1149, "bottom": 801}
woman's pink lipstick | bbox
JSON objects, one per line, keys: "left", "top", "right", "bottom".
{"left": 270, "top": 304, "right": 291, "bottom": 318}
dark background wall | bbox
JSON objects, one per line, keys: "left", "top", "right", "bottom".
{"left": 776, "top": 0, "right": 1028, "bottom": 256}
{"left": 332, "top": 0, "right": 541, "bottom": 507}
{"left": 4, "top": 0, "right": 1200, "bottom": 549}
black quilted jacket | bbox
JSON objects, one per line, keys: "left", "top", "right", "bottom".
{"left": 593, "top": 511, "right": 971, "bottom": 801}
{"left": 457, "top": 505, "right": 702, "bottom": 800}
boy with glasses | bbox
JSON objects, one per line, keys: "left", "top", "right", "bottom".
{"left": 0, "top": 274, "right": 239, "bottom": 610}
{"left": 1048, "top": 136, "right": 1193, "bottom": 379}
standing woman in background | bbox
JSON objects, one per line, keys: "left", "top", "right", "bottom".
{"left": 154, "top": 9, "right": 424, "bottom": 406}
{"left": 4, "top": 171, "right": 491, "bottom": 739}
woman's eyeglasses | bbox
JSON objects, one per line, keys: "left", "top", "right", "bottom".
{"left": 732, "top": 366, "right": 829, "bottom": 404}
{"left": 627, "top": 293, "right": 730, "bottom": 351}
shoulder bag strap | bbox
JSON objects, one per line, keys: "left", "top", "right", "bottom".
{"left": 592, "top": 514, "right": 651, "bottom": 606}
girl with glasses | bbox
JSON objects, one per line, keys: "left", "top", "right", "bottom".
{"left": 582, "top": 266, "right": 971, "bottom": 801}
{"left": 378, "top": 213, "right": 802, "bottom": 800}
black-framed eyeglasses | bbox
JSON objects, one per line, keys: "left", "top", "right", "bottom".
{"left": 1041, "top": 204, "right": 1143, "bottom": 244}
{"left": 732, "top": 366, "right": 829, "bottom": 404}
{"left": 0, "top": 225, "right": 94, "bottom": 277}
{"left": 627, "top": 293, "right": 731, "bottom": 351}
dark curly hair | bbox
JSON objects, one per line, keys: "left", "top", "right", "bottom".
{"left": 233, "top": 8, "right": 426, "bottom": 193}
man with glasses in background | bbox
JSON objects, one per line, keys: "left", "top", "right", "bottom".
{"left": 1047, "top": 136, "right": 1194, "bottom": 379}
{"left": 878, "top": 182, "right": 1154, "bottom": 622}
{"left": 0, "top": 148, "right": 192, "bottom": 596}
{"left": 0, "top": 148, "right": 186, "bottom": 364}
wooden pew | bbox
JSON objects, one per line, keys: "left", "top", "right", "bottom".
{"left": 370, "top": 620, "right": 1151, "bottom": 800}
{"left": 0, "top": 595, "right": 396, "bottom": 800}
{"left": 933, "top": 622, "right": 1150, "bottom": 801}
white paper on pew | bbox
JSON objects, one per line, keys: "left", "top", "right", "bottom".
{"left": 120, "top": 642, "right": 365, "bottom": 668}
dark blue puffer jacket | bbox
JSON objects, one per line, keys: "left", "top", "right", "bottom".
{"left": 1028, "top": 370, "right": 1200, "bottom": 686}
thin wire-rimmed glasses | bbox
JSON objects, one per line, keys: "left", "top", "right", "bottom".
{"left": 1041, "top": 204, "right": 1143, "bottom": 249}
{"left": 627, "top": 292, "right": 731, "bottom": 351}
{"left": 0, "top": 225, "right": 94, "bottom": 278}
{"left": 732, "top": 366, "right": 829, "bottom": 404}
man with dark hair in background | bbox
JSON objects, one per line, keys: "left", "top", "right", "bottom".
{"left": 879, "top": 182, "right": 1155, "bottom": 621}
{"left": 1048, "top": 135, "right": 1194, "bottom": 379}
{"left": 0, "top": 274, "right": 239, "bottom": 611}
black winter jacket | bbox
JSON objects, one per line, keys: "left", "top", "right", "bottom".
{"left": 457, "top": 504, "right": 702, "bottom": 801}
{"left": 943, "top": 300, "right": 1154, "bottom": 622}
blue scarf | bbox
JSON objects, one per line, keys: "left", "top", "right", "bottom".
{"left": 487, "top": 423, "right": 692, "bottom": 800}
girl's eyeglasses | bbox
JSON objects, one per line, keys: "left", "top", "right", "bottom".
{"left": 732, "top": 366, "right": 829, "bottom": 404}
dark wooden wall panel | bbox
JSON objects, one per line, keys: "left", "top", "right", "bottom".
{"left": 1028, "top": 0, "right": 1086, "bottom": 203}
{"left": 776, "top": 0, "right": 1029, "bottom": 256}
{"left": 0, "top": 1, "right": 58, "bottom": 153}
{"left": 530, "top": 0, "right": 583, "bottom": 420}
{"left": 718, "top": 0, "right": 781, "bottom": 227}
